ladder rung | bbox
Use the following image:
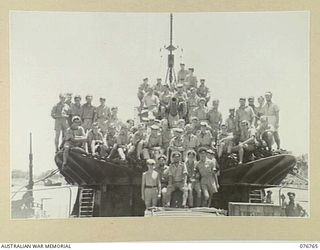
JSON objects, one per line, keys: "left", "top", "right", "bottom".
{"left": 79, "top": 188, "right": 95, "bottom": 217}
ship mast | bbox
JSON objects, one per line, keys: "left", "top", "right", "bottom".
{"left": 165, "top": 13, "right": 177, "bottom": 88}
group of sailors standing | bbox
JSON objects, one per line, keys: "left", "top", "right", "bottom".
{"left": 50, "top": 62, "right": 281, "bottom": 209}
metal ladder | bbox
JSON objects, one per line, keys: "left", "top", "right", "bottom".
{"left": 249, "top": 190, "right": 264, "bottom": 203}
{"left": 79, "top": 188, "right": 95, "bottom": 217}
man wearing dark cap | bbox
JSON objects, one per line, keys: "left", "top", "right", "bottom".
{"left": 166, "top": 151, "right": 188, "bottom": 207}
{"left": 137, "top": 78, "right": 150, "bottom": 107}
{"left": 155, "top": 155, "right": 170, "bottom": 206}
{"left": 185, "top": 68, "right": 198, "bottom": 90}
{"left": 235, "top": 97, "right": 255, "bottom": 132}
{"left": 153, "top": 78, "right": 164, "bottom": 97}
{"left": 95, "top": 97, "right": 111, "bottom": 135}
{"left": 80, "top": 95, "right": 96, "bottom": 132}
{"left": 263, "top": 190, "right": 273, "bottom": 204}
{"left": 262, "top": 91, "right": 280, "bottom": 150}
{"left": 197, "top": 78, "right": 211, "bottom": 105}
{"left": 51, "top": 93, "right": 70, "bottom": 152}
{"left": 140, "top": 77, "right": 150, "bottom": 93}
{"left": 177, "top": 62, "right": 188, "bottom": 84}
{"left": 195, "top": 147, "right": 219, "bottom": 207}
{"left": 225, "top": 108, "right": 237, "bottom": 135}
{"left": 284, "top": 192, "right": 302, "bottom": 217}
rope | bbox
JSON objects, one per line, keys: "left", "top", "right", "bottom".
{"left": 11, "top": 169, "right": 60, "bottom": 199}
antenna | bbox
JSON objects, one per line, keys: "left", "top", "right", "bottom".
{"left": 165, "top": 13, "right": 177, "bottom": 88}
{"left": 28, "top": 132, "right": 34, "bottom": 193}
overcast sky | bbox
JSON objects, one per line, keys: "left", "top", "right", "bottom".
{"left": 10, "top": 11, "right": 309, "bottom": 174}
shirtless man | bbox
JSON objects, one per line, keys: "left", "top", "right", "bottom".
{"left": 141, "top": 159, "right": 161, "bottom": 208}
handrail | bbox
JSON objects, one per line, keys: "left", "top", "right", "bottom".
{"left": 11, "top": 185, "right": 77, "bottom": 216}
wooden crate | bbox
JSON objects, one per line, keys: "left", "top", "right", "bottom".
{"left": 228, "top": 202, "right": 282, "bottom": 216}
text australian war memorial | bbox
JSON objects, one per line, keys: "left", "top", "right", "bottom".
{"left": 51, "top": 14, "right": 306, "bottom": 217}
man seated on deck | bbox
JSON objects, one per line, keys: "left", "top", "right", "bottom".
{"left": 232, "top": 120, "right": 256, "bottom": 164}
{"left": 183, "top": 124, "right": 200, "bottom": 160}
{"left": 104, "top": 124, "right": 117, "bottom": 156}
{"left": 107, "top": 124, "right": 130, "bottom": 161}
{"left": 196, "top": 78, "right": 210, "bottom": 106}
{"left": 217, "top": 123, "right": 234, "bottom": 159}
{"left": 62, "top": 116, "right": 87, "bottom": 169}
{"left": 141, "top": 159, "right": 161, "bottom": 209}
{"left": 128, "top": 123, "right": 146, "bottom": 160}
{"left": 142, "top": 125, "right": 163, "bottom": 160}
{"left": 86, "top": 122, "right": 104, "bottom": 154}
{"left": 255, "top": 115, "right": 275, "bottom": 151}
{"left": 168, "top": 128, "right": 185, "bottom": 163}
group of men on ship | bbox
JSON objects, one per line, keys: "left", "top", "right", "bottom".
{"left": 51, "top": 62, "right": 281, "bottom": 208}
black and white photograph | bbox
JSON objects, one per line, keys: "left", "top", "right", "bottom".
{"left": 10, "top": 11, "right": 309, "bottom": 219}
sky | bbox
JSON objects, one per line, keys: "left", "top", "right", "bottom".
{"left": 10, "top": 11, "right": 309, "bottom": 174}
